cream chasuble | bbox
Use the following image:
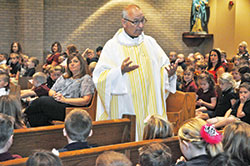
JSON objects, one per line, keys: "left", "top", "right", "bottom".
{"left": 93, "top": 28, "right": 176, "bottom": 140}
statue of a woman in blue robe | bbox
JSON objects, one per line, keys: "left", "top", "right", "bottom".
{"left": 190, "top": 0, "right": 208, "bottom": 33}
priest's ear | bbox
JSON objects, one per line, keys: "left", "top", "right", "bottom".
{"left": 121, "top": 18, "right": 128, "bottom": 28}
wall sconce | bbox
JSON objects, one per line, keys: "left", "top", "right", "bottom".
{"left": 229, "top": 0, "right": 234, "bottom": 6}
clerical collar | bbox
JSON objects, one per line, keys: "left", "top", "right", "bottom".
{"left": 124, "top": 30, "right": 138, "bottom": 39}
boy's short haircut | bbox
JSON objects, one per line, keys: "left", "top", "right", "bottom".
{"left": 138, "top": 142, "right": 172, "bottom": 166}
{"left": 67, "top": 44, "right": 78, "bottom": 55}
{"left": 96, "top": 151, "right": 132, "bottom": 166}
{"left": 33, "top": 72, "right": 47, "bottom": 84}
{"left": 0, "top": 73, "right": 10, "bottom": 86}
{"left": 0, "top": 53, "right": 8, "bottom": 59}
{"left": 29, "top": 57, "right": 39, "bottom": 67}
{"left": 96, "top": 46, "right": 103, "bottom": 53}
{"left": 0, "top": 113, "right": 14, "bottom": 149}
{"left": 65, "top": 109, "right": 92, "bottom": 142}
{"left": 26, "top": 150, "right": 62, "bottom": 166}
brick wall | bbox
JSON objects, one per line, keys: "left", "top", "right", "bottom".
{"left": 0, "top": 0, "right": 18, "bottom": 54}
{"left": 0, "top": 0, "right": 212, "bottom": 62}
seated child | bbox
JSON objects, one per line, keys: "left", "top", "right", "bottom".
{"left": 195, "top": 61, "right": 207, "bottom": 75}
{"left": 231, "top": 66, "right": 241, "bottom": 90}
{"left": 230, "top": 82, "right": 250, "bottom": 124}
{"left": 203, "top": 73, "right": 237, "bottom": 125}
{"left": 46, "top": 65, "right": 64, "bottom": 89}
{"left": 208, "top": 82, "right": 250, "bottom": 127}
{"left": 0, "top": 53, "right": 8, "bottom": 65}
{"left": 181, "top": 66, "right": 198, "bottom": 92}
{"left": 0, "top": 113, "right": 22, "bottom": 161}
{"left": 143, "top": 114, "right": 173, "bottom": 140}
{"left": 21, "top": 72, "right": 50, "bottom": 99}
{"left": 23, "top": 57, "right": 39, "bottom": 77}
{"left": 176, "top": 118, "right": 223, "bottom": 166}
{"left": 96, "top": 151, "right": 132, "bottom": 166}
{"left": 221, "top": 50, "right": 228, "bottom": 72}
{"left": 195, "top": 72, "right": 217, "bottom": 120}
{"left": 138, "top": 142, "right": 172, "bottom": 166}
{"left": 57, "top": 109, "right": 92, "bottom": 152}
{"left": 169, "top": 51, "right": 177, "bottom": 63}
{"left": 9, "top": 53, "right": 21, "bottom": 80}
{"left": 194, "top": 52, "right": 205, "bottom": 63}
{"left": 0, "top": 95, "right": 26, "bottom": 129}
{"left": 176, "top": 66, "right": 184, "bottom": 90}
{"left": 222, "top": 121, "right": 250, "bottom": 165}
{"left": 26, "top": 150, "right": 62, "bottom": 166}
{"left": 177, "top": 53, "right": 186, "bottom": 70}
{"left": 19, "top": 54, "right": 29, "bottom": 77}
{"left": 0, "top": 73, "right": 10, "bottom": 96}
{"left": 231, "top": 55, "right": 241, "bottom": 66}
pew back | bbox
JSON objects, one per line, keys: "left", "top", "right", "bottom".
{"left": 9, "top": 114, "right": 135, "bottom": 157}
{"left": 1, "top": 137, "right": 181, "bottom": 166}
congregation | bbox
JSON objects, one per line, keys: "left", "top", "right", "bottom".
{"left": 0, "top": 4, "right": 250, "bottom": 166}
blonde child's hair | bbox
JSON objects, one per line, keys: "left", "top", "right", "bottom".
{"left": 49, "top": 65, "right": 65, "bottom": 74}
{"left": 195, "top": 61, "right": 207, "bottom": 71}
{"left": 218, "top": 72, "right": 236, "bottom": 90}
{"left": 176, "top": 66, "right": 184, "bottom": 77}
{"left": 10, "top": 53, "right": 19, "bottom": 59}
{"left": 32, "top": 72, "right": 47, "bottom": 85}
{"left": 143, "top": 114, "right": 173, "bottom": 140}
{"left": 178, "top": 118, "right": 223, "bottom": 157}
{"left": 44, "top": 64, "right": 53, "bottom": 74}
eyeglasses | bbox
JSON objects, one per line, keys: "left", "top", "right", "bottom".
{"left": 123, "top": 17, "right": 147, "bottom": 26}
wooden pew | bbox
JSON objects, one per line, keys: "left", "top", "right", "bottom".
{"left": 166, "top": 91, "right": 196, "bottom": 134}
{"left": 9, "top": 114, "right": 135, "bottom": 157}
{"left": 1, "top": 136, "right": 181, "bottom": 166}
{"left": 65, "top": 90, "right": 97, "bottom": 121}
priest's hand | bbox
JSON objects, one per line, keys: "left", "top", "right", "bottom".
{"left": 121, "top": 57, "right": 139, "bottom": 75}
{"left": 165, "top": 58, "right": 180, "bottom": 77}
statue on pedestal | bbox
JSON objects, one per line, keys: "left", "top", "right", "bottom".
{"left": 190, "top": 0, "right": 209, "bottom": 34}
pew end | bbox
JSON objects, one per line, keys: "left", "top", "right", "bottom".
{"left": 166, "top": 91, "right": 196, "bottom": 135}
{"left": 65, "top": 90, "right": 97, "bottom": 121}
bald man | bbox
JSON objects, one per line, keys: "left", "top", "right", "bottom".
{"left": 93, "top": 4, "right": 178, "bottom": 140}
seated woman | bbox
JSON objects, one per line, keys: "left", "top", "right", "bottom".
{"left": 24, "top": 53, "right": 95, "bottom": 127}
{"left": 207, "top": 49, "right": 225, "bottom": 83}
{"left": 43, "top": 41, "right": 62, "bottom": 70}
